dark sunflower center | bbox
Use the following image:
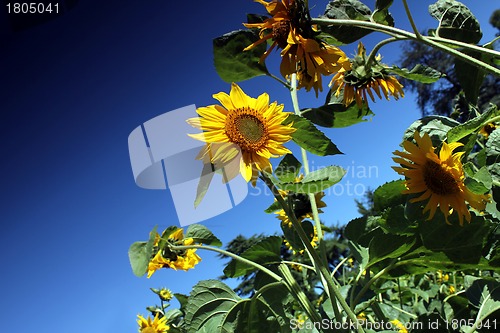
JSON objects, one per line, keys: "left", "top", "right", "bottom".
{"left": 225, "top": 109, "right": 268, "bottom": 152}
{"left": 423, "top": 160, "right": 460, "bottom": 195}
{"left": 272, "top": 20, "right": 291, "bottom": 48}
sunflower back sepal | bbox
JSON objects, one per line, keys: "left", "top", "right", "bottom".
{"left": 213, "top": 30, "right": 269, "bottom": 83}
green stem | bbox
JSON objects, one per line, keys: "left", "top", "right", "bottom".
{"left": 278, "top": 263, "right": 324, "bottom": 325}
{"left": 267, "top": 72, "right": 292, "bottom": 89}
{"left": 366, "top": 37, "right": 404, "bottom": 67}
{"left": 261, "top": 173, "right": 365, "bottom": 333}
{"left": 352, "top": 260, "right": 397, "bottom": 307}
{"left": 311, "top": 18, "right": 500, "bottom": 77}
{"left": 402, "top": 0, "right": 421, "bottom": 39}
{"left": 290, "top": 74, "right": 327, "bottom": 264}
{"left": 169, "top": 244, "right": 283, "bottom": 282}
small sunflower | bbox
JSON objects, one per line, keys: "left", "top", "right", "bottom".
{"left": 244, "top": 0, "right": 347, "bottom": 95}
{"left": 147, "top": 228, "right": 201, "bottom": 278}
{"left": 137, "top": 314, "right": 169, "bottom": 333}
{"left": 330, "top": 43, "right": 404, "bottom": 108}
{"left": 390, "top": 319, "right": 408, "bottom": 333}
{"left": 187, "top": 83, "right": 295, "bottom": 185}
{"left": 276, "top": 191, "right": 326, "bottom": 228}
{"left": 479, "top": 122, "right": 498, "bottom": 138}
{"left": 158, "top": 288, "right": 173, "bottom": 301}
{"left": 392, "top": 131, "right": 489, "bottom": 225}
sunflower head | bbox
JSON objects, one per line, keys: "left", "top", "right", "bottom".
{"left": 188, "top": 83, "right": 295, "bottom": 185}
{"left": 243, "top": 0, "right": 347, "bottom": 95}
{"left": 392, "top": 131, "right": 489, "bottom": 225}
{"left": 479, "top": 122, "right": 498, "bottom": 138}
{"left": 330, "top": 42, "right": 404, "bottom": 108}
{"left": 137, "top": 314, "right": 169, "bottom": 333}
{"left": 146, "top": 228, "right": 202, "bottom": 278}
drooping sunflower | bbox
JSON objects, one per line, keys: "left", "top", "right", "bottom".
{"left": 137, "top": 314, "right": 169, "bottom": 333}
{"left": 187, "top": 83, "right": 295, "bottom": 185}
{"left": 330, "top": 43, "right": 404, "bottom": 108}
{"left": 243, "top": 0, "right": 347, "bottom": 95}
{"left": 147, "top": 228, "right": 201, "bottom": 278}
{"left": 392, "top": 131, "right": 489, "bottom": 225}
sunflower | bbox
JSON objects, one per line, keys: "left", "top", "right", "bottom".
{"left": 276, "top": 191, "right": 326, "bottom": 228}
{"left": 243, "top": 0, "right": 347, "bottom": 95}
{"left": 390, "top": 320, "right": 408, "bottom": 333}
{"left": 330, "top": 43, "right": 404, "bottom": 108}
{"left": 187, "top": 83, "right": 295, "bottom": 185}
{"left": 158, "top": 288, "right": 173, "bottom": 301}
{"left": 147, "top": 228, "right": 201, "bottom": 278}
{"left": 392, "top": 131, "right": 489, "bottom": 225}
{"left": 479, "top": 122, "right": 498, "bottom": 138}
{"left": 137, "top": 314, "right": 169, "bottom": 333}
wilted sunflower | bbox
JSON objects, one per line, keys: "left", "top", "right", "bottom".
{"left": 147, "top": 228, "right": 201, "bottom": 278}
{"left": 244, "top": 0, "right": 347, "bottom": 95}
{"left": 137, "top": 314, "right": 169, "bottom": 333}
{"left": 330, "top": 43, "right": 404, "bottom": 108}
{"left": 392, "top": 131, "right": 489, "bottom": 225}
{"left": 187, "top": 83, "right": 295, "bottom": 185}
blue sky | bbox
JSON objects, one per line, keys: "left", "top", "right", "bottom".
{"left": 1, "top": 1, "right": 498, "bottom": 332}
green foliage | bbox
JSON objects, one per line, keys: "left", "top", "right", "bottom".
{"left": 447, "top": 104, "right": 500, "bottom": 142}
{"left": 283, "top": 114, "right": 343, "bottom": 156}
{"left": 387, "top": 64, "right": 443, "bottom": 84}
{"left": 372, "top": 180, "right": 406, "bottom": 213}
{"left": 128, "top": 226, "right": 157, "bottom": 277}
{"left": 301, "top": 90, "right": 375, "bottom": 128}
{"left": 275, "top": 154, "right": 302, "bottom": 183}
{"left": 320, "top": 0, "right": 373, "bottom": 44}
{"left": 223, "top": 236, "right": 282, "bottom": 278}
{"left": 213, "top": 30, "right": 268, "bottom": 82}
{"left": 429, "top": 0, "right": 482, "bottom": 44}
{"left": 372, "top": 0, "right": 394, "bottom": 26}
{"left": 186, "top": 224, "right": 222, "bottom": 247}
{"left": 277, "top": 166, "right": 346, "bottom": 194}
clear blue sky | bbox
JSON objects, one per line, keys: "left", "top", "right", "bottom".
{"left": 0, "top": 1, "right": 497, "bottom": 332}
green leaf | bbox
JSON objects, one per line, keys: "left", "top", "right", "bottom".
{"left": 387, "top": 64, "right": 443, "bottom": 84}
{"left": 463, "top": 165, "right": 492, "bottom": 194}
{"left": 184, "top": 280, "right": 241, "bottom": 331}
{"left": 213, "top": 30, "right": 268, "bottom": 83}
{"left": 128, "top": 226, "right": 157, "bottom": 277}
{"left": 382, "top": 205, "right": 418, "bottom": 235}
{"left": 320, "top": 0, "right": 373, "bottom": 45}
{"left": 283, "top": 114, "right": 342, "bottom": 156}
{"left": 403, "top": 115, "right": 460, "bottom": 147}
{"left": 373, "top": 180, "right": 407, "bottom": 212}
{"left": 429, "top": 0, "right": 482, "bottom": 44}
{"left": 455, "top": 51, "right": 486, "bottom": 105}
{"left": 419, "top": 213, "right": 492, "bottom": 264}
{"left": 464, "top": 277, "right": 500, "bottom": 325}
{"left": 278, "top": 166, "right": 346, "bottom": 194}
{"left": 348, "top": 240, "right": 369, "bottom": 268}
{"left": 372, "top": 0, "right": 394, "bottom": 26}
{"left": 275, "top": 154, "right": 302, "bottom": 183}
{"left": 368, "top": 233, "right": 416, "bottom": 266}
{"left": 264, "top": 200, "right": 281, "bottom": 214}
{"left": 223, "top": 236, "right": 282, "bottom": 278}
{"left": 301, "top": 90, "right": 374, "bottom": 128}
{"left": 282, "top": 220, "right": 314, "bottom": 252}
{"left": 185, "top": 224, "right": 222, "bottom": 247}
{"left": 447, "top": 104, "right": 499, "bottom": 143}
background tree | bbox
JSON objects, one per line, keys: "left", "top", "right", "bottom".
{"left": 398, "top": 10, "right": 500, "bottom": 119}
